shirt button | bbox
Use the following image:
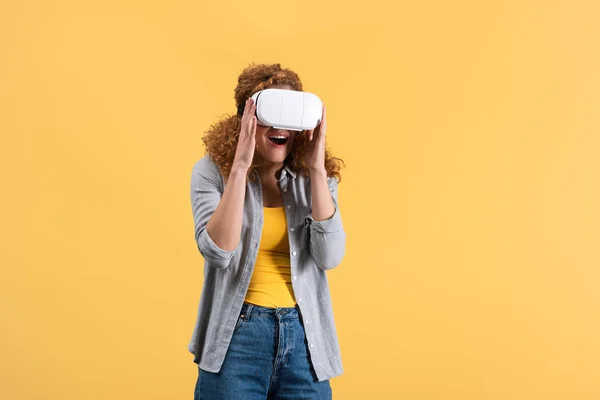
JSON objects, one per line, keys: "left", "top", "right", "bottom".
{"left": 253, "top": 243, "right": 257, "bottom": 248}
{"left": 298, "top": 298, "right": 302, "bottom": 303}
{"left": 283, "top": 188, "right": 288, "bottom": 192}
{"left": 305, "top": 319, "right": 309, "bottom": 324}
{"left": 292, "top": 251, "right": 297, "bottom": 256}
{"left": 290, "top": 227, "right": 295, "bottom": 232}
{"left": 293, "top": 275, "right": 297, "bottom": 280}
{"left": 286, "top": 205, "right": 291, "bottom": 209}
{"left": 310, "top": 343, "right": 315, "bottom": 348}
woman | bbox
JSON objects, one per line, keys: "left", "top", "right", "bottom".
{"left": 189, "top": 63, "right": 346, "bottom": 399}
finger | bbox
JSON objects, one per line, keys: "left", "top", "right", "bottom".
{"left": 245, "top": 102, "right": 255, "bottom": 132}
{"left": 243, "top": 98, "right": 252, "bottom": 119}
{"left": 320, "top": 106, "right": 327, "bottom": 139}
{"left": 249, "top": 101, "right": 257, "bottom": 124}
{"left": 312, "top": 120, "right": 322, "bottom": 141}
{"left": 247, "top": 116, "right": 255, "bottom": 137}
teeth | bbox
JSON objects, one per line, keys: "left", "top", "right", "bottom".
{"left": 269, "top": 135, "right": 287, "bottom": 139}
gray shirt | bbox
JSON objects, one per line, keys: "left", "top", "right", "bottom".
{"left": 188, "top": 154, "right": 346, "bottom": 382}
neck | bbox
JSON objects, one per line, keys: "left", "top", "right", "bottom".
{"left": 255, "top": 158, "right": 285, "bottom": 182}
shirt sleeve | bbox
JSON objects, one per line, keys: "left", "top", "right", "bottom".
{"left": 190, "top": 158, "right": 236, "bottom": 269}
{"left": 304, "top": 176, "right": 346, "bottom": 270}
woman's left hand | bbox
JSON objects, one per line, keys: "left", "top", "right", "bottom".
{"left": 303, "top": 105, "right": 327, "bottom": 172}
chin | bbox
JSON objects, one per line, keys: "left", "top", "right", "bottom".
{"left": 261, "top": 152, "right": 289, "bottom": 163}
{"left": 257, "top": 146, "right": 291, "bottom": 161}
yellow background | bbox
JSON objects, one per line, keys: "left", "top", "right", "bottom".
{"left": 2, "top": 1, "right": 599, "bottom": 399}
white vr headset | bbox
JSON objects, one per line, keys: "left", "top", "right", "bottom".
{"left": 237, "top": 88, "right": 323, "bottom": 131}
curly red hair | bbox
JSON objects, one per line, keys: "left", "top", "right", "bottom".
{"left": 201, "top": 62, "right": 345, "bottom": 183}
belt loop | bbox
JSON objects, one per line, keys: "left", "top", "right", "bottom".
{"left": 245, "top": 304, "right": 254, "bottom": 321}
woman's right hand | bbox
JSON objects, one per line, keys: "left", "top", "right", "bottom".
{"left": 232, "top": 98, "right": 257, "bottom": 171}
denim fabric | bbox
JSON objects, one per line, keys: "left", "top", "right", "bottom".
{"left": 188, "top": 155, "right": 346, "bottom": 382}
{"left": 194, "top": 302, "right": 332, "bottom": 400}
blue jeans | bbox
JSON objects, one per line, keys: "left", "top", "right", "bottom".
{"left": 194, "top": 302, "right": 332, "bottom": 399}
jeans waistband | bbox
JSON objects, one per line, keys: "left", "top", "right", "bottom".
{"left": 241, "top": 301, "right": 300, "bottom": 319}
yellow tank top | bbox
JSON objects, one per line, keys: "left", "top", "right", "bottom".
{"left": 243, "top": 206, "right": 296, "bottom": 308}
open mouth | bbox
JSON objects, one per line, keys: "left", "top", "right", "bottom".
{"left": 268, "top": 136, "right": 288, "bottom": 146}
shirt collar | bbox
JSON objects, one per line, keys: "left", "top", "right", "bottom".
{"left": 283, "top": 163, "right": 297, "bottom": 179}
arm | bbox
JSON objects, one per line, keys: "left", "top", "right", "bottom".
{"left": 304, "top": 168, "right": 346, "bottom": 271}
{"left": 190, "top": 160, "right": 248, "bottom": 269}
